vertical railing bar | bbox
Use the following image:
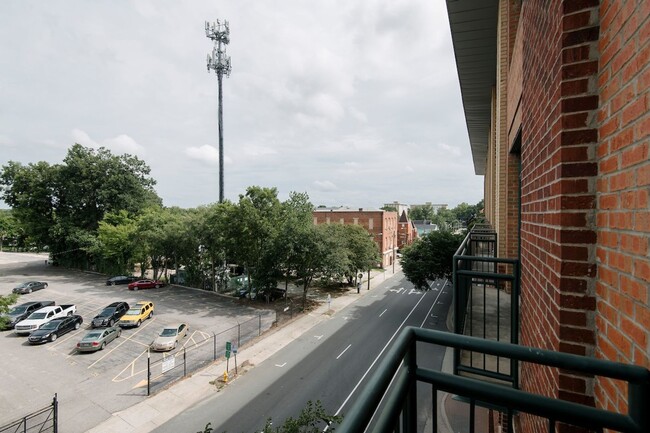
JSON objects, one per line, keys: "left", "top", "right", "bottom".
{"left": 483, "top": 279, "right": 487, "bottom": 371}
{"left": 432, "top": 386, "right": 438, "bottom": 433}
{"left": 469, "top": 398, "right": 476, "bottom": 433}
{"left": 548, "top": 418, "right": 556, "bottom": 433}
{"left": 496, "top": 278, "right": 501, "bottom": 375}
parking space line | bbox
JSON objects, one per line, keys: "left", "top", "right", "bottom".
{"left": 112, "top": 349, "right": 149, "bottom": 383}
{"left": 88, "top": 318, "right": 156, "bottom": 369}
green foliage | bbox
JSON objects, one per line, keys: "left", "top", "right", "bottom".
{"left": 195, "top": 400, "right": 341, "bottom": 433}
{"left": 0, "top": 144, "right": 162, "bottom": 269}
{"left": 0, "top": 293, "right": 20, "bottom": 329}
{"left": 0, "top": 210, "right": 21, "bottom": 251}
{"left": 401, "top": 231, "right": 463, "bottom": 289}
{"left": 380, "top": 205, "right": 397, "bottom": 212}
{"left": 408, "top": 204, "right": 436, "bottom": 221}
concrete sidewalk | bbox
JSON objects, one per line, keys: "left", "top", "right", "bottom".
{"left": 89, "top": 265, "right": 403, "bottom": 432}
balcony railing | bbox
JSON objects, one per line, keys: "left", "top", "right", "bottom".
{"left": 337, "top": 327, "right": 650, "bottom": 433}
{"left": 453, "top": 224, "right": 519, "bottom": 387}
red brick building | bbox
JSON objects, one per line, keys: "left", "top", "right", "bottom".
{"left": 397, "top": 210, "right": 416, "bottom": 250}
{"left": 447, "top": 0, "right": 649, "bottom": 431}
{"left": 313, "top": 208, "right": 399, "bottom": 269}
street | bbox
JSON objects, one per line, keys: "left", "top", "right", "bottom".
{"left": 155, "top": 274, "right": 452, "bottom": 432}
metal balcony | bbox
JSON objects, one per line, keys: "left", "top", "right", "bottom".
{"left": 337, "top": 327, "right": 649, "bottom": 433}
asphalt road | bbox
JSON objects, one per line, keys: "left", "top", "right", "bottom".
{"left": 155, "top": 274, "right": 452, "bottom": 433}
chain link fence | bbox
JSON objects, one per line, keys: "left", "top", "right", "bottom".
{"left": 147, "top": 312, "right": 275, "bottom": 394}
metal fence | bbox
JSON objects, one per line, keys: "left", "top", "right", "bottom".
{"left": 147, "top": 313, "right": 275, "bottom": 394}
{"left": 0, "top": 394, "right": 57, "bottom": 433}
{"left": 453, "top": 225, "right": 520, "bottom": 387}
{"left": 337, "top": 327, "right": 650, "bottom": 433}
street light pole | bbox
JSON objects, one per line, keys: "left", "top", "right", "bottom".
{"left": 205, "top": 20, "right": 232, "bottom": 203}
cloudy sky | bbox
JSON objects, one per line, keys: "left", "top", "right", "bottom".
{"left": 0, "top": 0, "right": 483, "bottom": 210}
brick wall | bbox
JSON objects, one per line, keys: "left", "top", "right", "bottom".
{"left": 519, "top": 1, "right": 600, "bottom": 428}
{"left": 595, "top": 0, "right": 650, "bottom": 414}
{"left": 312, "top": 210, "right": 398, "bottom": 268}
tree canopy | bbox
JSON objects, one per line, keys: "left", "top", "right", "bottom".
{"left": 0, "top": 144, "right": 161, "bottom": 266}
{"left": 401, "top": 231, "right": 464, "bottom": 289}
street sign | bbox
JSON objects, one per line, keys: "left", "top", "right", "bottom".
{"left": 226, "top": 341, "right": 232, "bottom": 351}
{"left": 162, "top": 356, "right": 175, "bottom": 373}
{"left": 225, "top": 350, "right": 231, "bottom": 359}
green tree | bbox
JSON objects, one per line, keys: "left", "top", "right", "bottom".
{"left": 401, "top": 231, "right": 463, "bottom": 289}
{"left": 94, "top": 210, "right": 139, "bottom": 275}
{"left": 0, "top": 144, "right": 161, "bottom": 270}
{"left": 0, "top": 293, "right": 20, "bottom": 329}
{"left": 408, "top": 204, "right": 435, "bottom": 221}
{"left": 341, "top": 224, "right": 379, "bottom": 285}
{"left": 230, "top": 187, "right": 283, "bottom": 294}
{"left": 380, "top": 205, "right": 397, "bottom": 212}
{"left": 0, "top": 210, "right": 20, "bottom": 251}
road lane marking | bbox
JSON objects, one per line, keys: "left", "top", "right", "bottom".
{"left": 275, "top": 362, "right": 286, "bottom": 368}
{"left": 379, "top": 309, "right": 387, "bottom": 317}
{"left": 327, "top": 284, "right": 436, "bottom": 424}
{"left": 336, "top": 344, "right": 352, "bottom": 360}
{"left": 389, "top": 287, "right": 405, "bottom": 294}
{"left": 314, "top": 335, "right": 323, "bottom": 340}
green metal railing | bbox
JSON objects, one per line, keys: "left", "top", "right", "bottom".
{"left": 453, "top": 225, "right": 520, "bottom": 387}
{"left": 337, "top": 327, "right": 650, "bottom": 433}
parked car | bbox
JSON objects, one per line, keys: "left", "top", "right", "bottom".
{"left": 127, "top": 279, "right": 165, "bottom": 291}
{"left": 151, "top": 323, "right": 188, "bottom": 351}
{"left": 91, "top": 302, "right": 129, "bottom": 328}
{"left": 106, "top": 275, "right": 138, "bottom": 286}
{"left": 1, "top": 301, "right": 55, "bottom": 330}
{"left": 14, "top": 304, "right": 77, "bottom": 335}
{"left": 76, "top": 326, "right": 121, "bottom": 352}
{"left": 28, "top": 315, "right": 83, "bottom": 344}
{"left": 12, "top": 281, "right": 48, "bottom": 294}
{"left": 118, "top": 301, "right": 154, "bottom": 328}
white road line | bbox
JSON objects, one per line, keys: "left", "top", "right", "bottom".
{"left": 328, "top": 291, "right": 430, "bottom": 421}
{"left": 336, "top": 344, "right": 352, "bottom": 360}
{"left": 314, "top": 335, "right": 323, "bottom": 340}
{"left": 275, "top": 362, "right": 286, "bottom": 368}
{"left": 324, "top": 279, "right": 450, "bottom": 432}
{"left": 379, "top": 309, "right": 387, "bottom": 317}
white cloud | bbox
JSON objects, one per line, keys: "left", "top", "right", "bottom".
{"left": 0, "top": 0, "right": 485, "bottom": 210}
{"left": 186, "top": 145, "right": 219, "bottom": 165}
{"left": 313, "top": 180, "right": 338, "bottom": 191}
{"left": 71, "top": 129, "right": 145, "bottom": 156}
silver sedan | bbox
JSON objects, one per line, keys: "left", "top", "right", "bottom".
{"left": 150, "top": 323, "right": 188, "bottom": 351}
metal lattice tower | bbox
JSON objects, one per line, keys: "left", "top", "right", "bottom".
{"left": 205, "top": 20, "right": 232, "bottom": 203}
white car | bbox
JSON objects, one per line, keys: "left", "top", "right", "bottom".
{"left": 14, "top": 304, "right": 77, "bottom": 335}
{"left": 151, "top": 323, "right": 188, "bottom": 351}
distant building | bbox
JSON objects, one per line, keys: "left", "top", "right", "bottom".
{"left": 412, "top": 220, "right": 437, "bottom": 236}
{"left": 410, "top": 202, "right": 448, "bottom": 213}
{"left": 382, "top": 201, "right": 410, "bottom": 216}
{"left": 397, "top": 211, "right": 416, "bottom": 250}
{"left": 313, "top": 207, "right": 398, "bottom": 269}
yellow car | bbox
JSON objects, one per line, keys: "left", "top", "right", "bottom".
{"left": 118, "top": 301, "right": 154, "bottom": 328}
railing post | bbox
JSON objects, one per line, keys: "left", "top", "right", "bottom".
{"left": 238, "top": 323, "right": 241, "bottom": 347}
{"left": 183, "top": 347, "right": 187, "bottom": 377}
{"left": 259, "top": 314, "right": 261, "bottom": 337}
{"left": 53, "top": 393, "right": 58, "bottom": 433}
{"left": 512, "top": 260, "right": 520, "bottom": 389}
{"left": 147, "top": 350, "right": 151, "bottom": 396}
{"left": 402, "top": 339, "right": 417, "bottom": 432}
{"left": 213, "top": 332, "right": 217, "bottom": 360}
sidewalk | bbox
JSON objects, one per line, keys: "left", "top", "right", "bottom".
{"left": 89, "top": 265, "right": 403, "bottom": 433}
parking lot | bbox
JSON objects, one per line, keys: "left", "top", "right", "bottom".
{"left": 0, "top": 253, "right": 275, "bottom": 433}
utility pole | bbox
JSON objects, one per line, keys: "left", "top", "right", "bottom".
{"left": 205, "top": 19, "right": 232, "bottom": 203}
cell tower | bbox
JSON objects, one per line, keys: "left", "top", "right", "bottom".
{"left": 205, "top": 20, "right": 232, "bottom": 203}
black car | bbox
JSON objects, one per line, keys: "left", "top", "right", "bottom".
{"left": 12, "top": 281, "right": 48, "bottom": 294}
{"left": 92, "top": 302, "right": 129, "bottom": 328}
{"left": 106, "top": 275, "right": 138, "bottom": 286}
{"left": 28, "top": 315, "right": 83, "bottom": 344}
{"left": 1, "top": 301, "right": 56, "bottom": 330}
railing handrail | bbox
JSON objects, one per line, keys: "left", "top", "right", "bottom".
{"left": 337, "top": 327, "right": 650, "bottom": 433}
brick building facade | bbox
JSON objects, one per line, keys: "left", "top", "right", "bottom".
{"left": 313, "top": 208, "right": 399, "bottom": 269}
{"left": 447, "top": 1, "right": 649, "bottom": 432}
